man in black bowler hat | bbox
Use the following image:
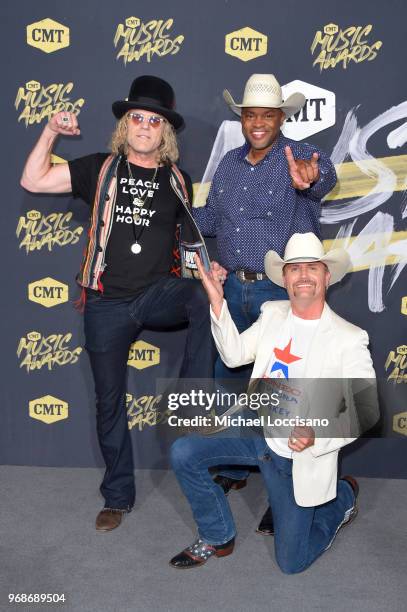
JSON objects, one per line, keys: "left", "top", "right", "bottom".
{"left": 21, "top": 75, "right": 223, "bottom": 531}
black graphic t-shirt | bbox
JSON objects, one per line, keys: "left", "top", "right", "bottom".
{"left": 69, "top": 153, "right": 192, "bottom": 297}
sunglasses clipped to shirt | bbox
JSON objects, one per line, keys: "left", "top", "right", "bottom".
{"left": 127, "top": 112, "right": 167, "bottom": 128}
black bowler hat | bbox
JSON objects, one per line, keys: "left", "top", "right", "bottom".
{"left": 112, "top": 75, "right": 184, "bottom": 130}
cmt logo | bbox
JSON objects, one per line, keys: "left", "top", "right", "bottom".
{"left": 311, "top": 22, "right": 382, "bottom": 71}
{"left": 29, "top": 395, "right": 68, "bottom": 424}
{"left": 26, "top": 18, "right": 70, "bottom": 53}
{"left": 401, "top": 297, "right": 407, "bottom": 315}
{"left": 393, "top": 412, "right": 407, "bottom": 436}
{"left": 128, "top": 341, "right": 160, "bottom": 370}
{"left": 125, "top": 17, "right": 140, "bottom": 28}
{"left": 281, "top": 80, "right": 335, "bottom": 140}
{"left": 26, "top": 80, "right": 40, "bottom": 92}
{"left": 26, "top": 209, "right": 41, "bottom": 221}
{"left": 28, "top": 277, "right": 68, "bottom": 308}
{"left": 324, "top": 23, "right": 339, "bottom": 35}
{"left": 113, "top": 16, "right": 184, "bottom": 64}
{"left": 225, "top": 27, "right": 267, "bottom": 61}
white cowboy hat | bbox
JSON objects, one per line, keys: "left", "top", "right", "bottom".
{"left": 264, "top": 233, "right": 351, "bottom": 287}
{"left": 223, "top": 74, "right": 306, "bottom": 119}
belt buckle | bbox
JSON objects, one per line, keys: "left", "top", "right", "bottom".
{"left": 236, "top": 270, "right": 245, "bottom": 282}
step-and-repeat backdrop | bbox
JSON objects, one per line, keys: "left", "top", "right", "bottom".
{"left": 2, "top": 0, "right": 406, "bottom": 476}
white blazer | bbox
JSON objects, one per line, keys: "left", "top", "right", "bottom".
{"left": 210, "top": 300, "right": 378, "bottom": 507}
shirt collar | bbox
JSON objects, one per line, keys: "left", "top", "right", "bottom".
{"left": 240, "top": 132, "right": 286, "bottom": 164}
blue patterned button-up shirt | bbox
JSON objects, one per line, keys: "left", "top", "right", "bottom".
{"left": 193, "top": 133, "right": 337, "bottom": 272}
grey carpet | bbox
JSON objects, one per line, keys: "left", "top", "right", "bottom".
{"left": 0, "top": 467, "right": 406, "bottom": 612}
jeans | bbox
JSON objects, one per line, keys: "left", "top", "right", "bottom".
{"left": 215, "top": 273, "right": 288, "bottom": 381}
{"left": 171, "top": 434, "right": 355, "bottom": 574}
{"left": 84, "top": 276, "right": 216, "bottom": 510}
{"left": 214, "top": 273, "right": 288, "bottom": 481}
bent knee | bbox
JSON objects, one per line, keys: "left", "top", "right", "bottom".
{"left": 170, "top": 436, "right": 198, "bottom": 471}
{"left": 275, "top": 553, "right": 309, "bottom": 575}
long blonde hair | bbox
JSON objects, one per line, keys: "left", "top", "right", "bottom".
{"left": 109, "top": 113, "right": 179, "bottom": 164}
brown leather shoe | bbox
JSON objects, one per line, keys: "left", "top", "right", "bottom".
{"left": 95, "top": 509, "right": 125, "bottom": 532}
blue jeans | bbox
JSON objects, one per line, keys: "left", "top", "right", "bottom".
{"left": 215, "top": 274, "right": 288, "bottom": 381}
{"left": 84, "top": 276, "right": 216, "bottom": 510}
{"left": 214, "top": 273, "right": 287, "bottom": 481}
{"left": 171, "top": 434, "right": 355, "bottom": 574}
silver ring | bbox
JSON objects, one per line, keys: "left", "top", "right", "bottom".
{"left": 62, "top": 116, "right": 69, "bottom": 123}
{"left": 290, "top": 437, "right": 297, "bottom": 444}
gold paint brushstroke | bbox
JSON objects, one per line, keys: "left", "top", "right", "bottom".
{"left": 193, "top": 154, "right": 407, "bottom": 206}
{"left": 322, "top": 232, "right": 407, "bottom": 272}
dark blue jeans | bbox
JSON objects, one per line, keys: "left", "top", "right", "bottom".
{"left": 171, "top": 434, "right": 355, "bottom": 574}
{"left": 84, "top": 276, "right": 216, "bottom": 510}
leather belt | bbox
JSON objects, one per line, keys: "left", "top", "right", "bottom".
{"left": 235, "top": 270, "right": 267, "bottom": 282}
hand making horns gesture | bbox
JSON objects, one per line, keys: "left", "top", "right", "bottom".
{"left": 285, "top": 145, "right": 320, "bottom": 190}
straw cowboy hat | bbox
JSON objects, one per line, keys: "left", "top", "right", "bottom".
{"left": 264, "top": 233, "right": 351, "bottom": 287}
{"left": 223, "top": 74, "right": 305, "bottom": 119}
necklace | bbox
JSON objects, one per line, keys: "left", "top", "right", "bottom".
{"left": 125, "top": 159, "right": 159, "bottom": 255}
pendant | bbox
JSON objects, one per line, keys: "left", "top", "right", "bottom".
{"left": 133, "top": 198, "right": 144, "bottom": 207}
{"left": 131, "top": 242, "right": 142, "bottom": 254}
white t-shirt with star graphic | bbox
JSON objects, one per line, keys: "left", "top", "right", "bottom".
{"left": 263, "top": 313, "right": 320, "bottom": 458}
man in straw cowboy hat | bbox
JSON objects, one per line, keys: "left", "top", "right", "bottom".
{"left": 193, "top": 74, "right": 337, "bottom": 362}
{"left": 21, "top": 75, "right": 223, "bottom": 532}
{"left": 169, "top": 233, "right": 377, "bottom": 572}
{"left": 193, "top": 73, "right": 338, "bottom": 526}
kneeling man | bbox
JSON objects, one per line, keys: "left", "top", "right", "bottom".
{"left": 169, "top": 233, "right": 378, "bottom": 573}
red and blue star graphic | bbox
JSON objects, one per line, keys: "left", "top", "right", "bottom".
{"left": 270, "top": 339, "right": 301, "bottom": 378}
